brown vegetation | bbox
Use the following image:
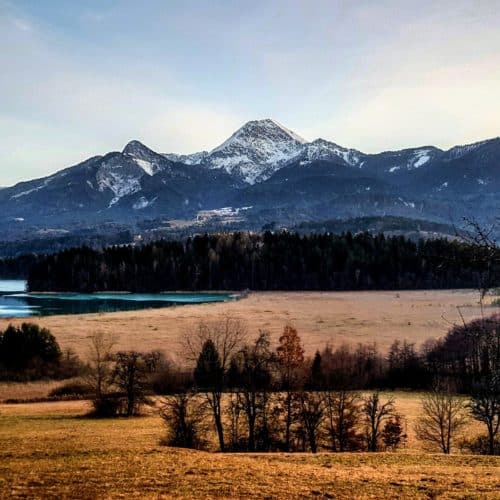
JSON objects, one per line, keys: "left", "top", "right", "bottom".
{"left": 0, "top": 289, "right": 491, "bottom": 361}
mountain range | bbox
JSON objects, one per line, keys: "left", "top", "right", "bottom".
{"left": 2, "top": 118, "right": 499, "bottom": 241}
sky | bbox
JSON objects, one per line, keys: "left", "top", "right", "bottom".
{"left": 1, "top": 0, "right": 499, "bottom": 186}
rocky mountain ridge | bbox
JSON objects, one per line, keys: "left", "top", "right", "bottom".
{"left": 1, "top": 119, "right": 499, "bottom": 240}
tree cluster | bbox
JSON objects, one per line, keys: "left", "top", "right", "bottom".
{"left": 5, "top": 313, "right": 498, "bottom": 454}
{"left": 160, "top": 322, "right": 407, "bottom": 453}
{"left": 84, "top": 332, "right": 167, "bottom": 417}
{"left": 158, "top": 317, "right": 500, "bottom": 455}
{"left": 26, "top": 231, "right": 500, "bottom": 292}
{"left": 0, "top": 323, "right": 81, "bottom": 380}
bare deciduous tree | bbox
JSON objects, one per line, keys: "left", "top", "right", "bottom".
{"left": 114, "top": 351, "right": 150, "bottom": 416}
{"left": 298, "top": 391, "right": 324, "bottom": 453}
{"left": 231, "top": 331, "right": 274, "bottom": 451}
{"left": 362, "top": 392, "right": 395, "bottom": 452}
{"left": 85, "top": 331, "right": 116, "bottom": 399}
{"left": 185, "top": 316, "right": 247, "bottom": 368}
{"left": 324, "top": 390, "right": 362, "bottom": 451}
{"left": 461, "top": 217, "right": 500, "bottom": 301}
{"left": 415, "top": 388, "right": 468, "bottom": 454}
{"left": 468, "top": 377, "right": 500, "bottom": 455}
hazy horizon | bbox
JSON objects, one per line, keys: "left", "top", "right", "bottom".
{"left": 1, "top": 0, "right": 499, "bottom": 186}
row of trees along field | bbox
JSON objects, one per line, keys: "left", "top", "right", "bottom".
{"left": 3, "top": 313, "right": 498, "bottom": 455}
{"left": 24, "top": 231, "right": 500, "bottom": 292}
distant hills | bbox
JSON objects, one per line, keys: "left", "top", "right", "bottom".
{"left": 1, "top": 118, "right": 499, "bottom": 244}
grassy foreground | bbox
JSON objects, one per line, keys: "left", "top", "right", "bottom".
{"left": 1, "top": 401, "right": 499, "bottom": 499}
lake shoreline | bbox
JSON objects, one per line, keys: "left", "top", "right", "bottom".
{"left": 0, "top": 289, "right": 491, "bottom": 358}
{"left": 0, "top": 280, "right": 241, "bottom": 319}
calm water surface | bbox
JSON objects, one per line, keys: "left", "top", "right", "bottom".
{"left": 0, "top": 280, "right": 235, "bottom": 318}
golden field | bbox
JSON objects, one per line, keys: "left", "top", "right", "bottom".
{"left": 0, "top": 289, "right": 492, "bottom": 361}
{"left": 1, "top": 290, "right": 499, "bottom": 498}
{"left": 0, "top": 398, "right": 499, "bottom": 499}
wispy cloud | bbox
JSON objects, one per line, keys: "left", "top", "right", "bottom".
{"left": 11, "top": 17, "right": 32, "bottom": 31}
{"left": 0, "top": 0, "right": 499, "bottom": 185}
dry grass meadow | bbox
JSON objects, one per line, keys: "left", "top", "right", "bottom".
{"left": 1, "top": 397, "right": 499, "bottom": 499}
{"left": 1, "top": 290, "right": 499, "bottom": 498}
{"left": 0, "top": 289, "right": 492, "bottom": 361}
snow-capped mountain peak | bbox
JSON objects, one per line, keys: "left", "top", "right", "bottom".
{"left": 211, "top": 119, "right": 307, "bottom": 154}
{"left": 122, "top": 140, "right": 164, "bottom": 176}
{"left": 2, "top": 120, "right": 499, "bottom": 239}
{"left": 196, "top": 119, "right": 307, "bottom": 184}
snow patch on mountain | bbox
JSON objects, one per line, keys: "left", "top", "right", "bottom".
{"left": 11, "top": 178, "right": 53, "bottom": 199}
{"left": 296, "top": 139, "right": 363, "bottom": 167}
{"left": 164, "top": 151, "right": 208, "bottom": 165}
{"left": 133, "top": 158, "right": 155, "bottom": 176}
{"left": 398, "top": 197, "right": 416, "bottom": 208}
{"left": 411, "top": 149, "right": 432, "bottom": 168}
{"left": 133, "top": 196, "right": 157, "bottom": 209}
{"left": 387, "top": 148, "right": 433, "bottom": 173}
{"left": 446, "top": 139, "right": 491, "bottom": 160}
{"left": 10, "top": 172, "right": 66, "bottom": 199}
{"left": 96, "top": 163, "right": 142, "bottom": 208}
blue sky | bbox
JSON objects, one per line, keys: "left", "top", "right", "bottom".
{"left": 1, "top": 0, "right": 499, "bottom": 185}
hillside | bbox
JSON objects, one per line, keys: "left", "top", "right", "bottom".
{"left": 1, "top": 400, "right": 498, "bottom": 499}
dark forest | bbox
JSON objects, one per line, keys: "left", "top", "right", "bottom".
{"left": 24, "top": 231, "right": 500, "bottom": 292}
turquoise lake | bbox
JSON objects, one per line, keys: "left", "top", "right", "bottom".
{"left": 0, "top": 281, "right": 235, "bottom": 318}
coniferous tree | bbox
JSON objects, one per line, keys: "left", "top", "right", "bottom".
{"left": 25, "top": 232, "right": 499, "bottom": 293}
{"left": 194, "top": 339, "right": 225, "bottom": 451}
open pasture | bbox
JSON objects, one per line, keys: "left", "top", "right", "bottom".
{"left": 0, "top": 290, "right": 490, "bottom": 361}
{"left": 0, "top": 399, "right": 499, "bottom": 499}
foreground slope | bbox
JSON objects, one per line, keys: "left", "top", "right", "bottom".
{"left": 0, "top": 401, "right": 498, "bottom": 499}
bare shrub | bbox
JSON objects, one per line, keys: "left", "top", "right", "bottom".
{"left": 459, "top": 434, "right": 500, "bottom": 455}
{"left": 160, "top": 392, "right": 207, "bottom": 449}
{"left": 468, "top": 377, "right": 500, "bottom": 455}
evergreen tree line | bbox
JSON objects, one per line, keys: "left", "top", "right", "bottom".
{"left": 25, "top": 231, "right": 500, "bottom": 292}
{"left": 0, "top": 254, "right": 39, "bottom": 279}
